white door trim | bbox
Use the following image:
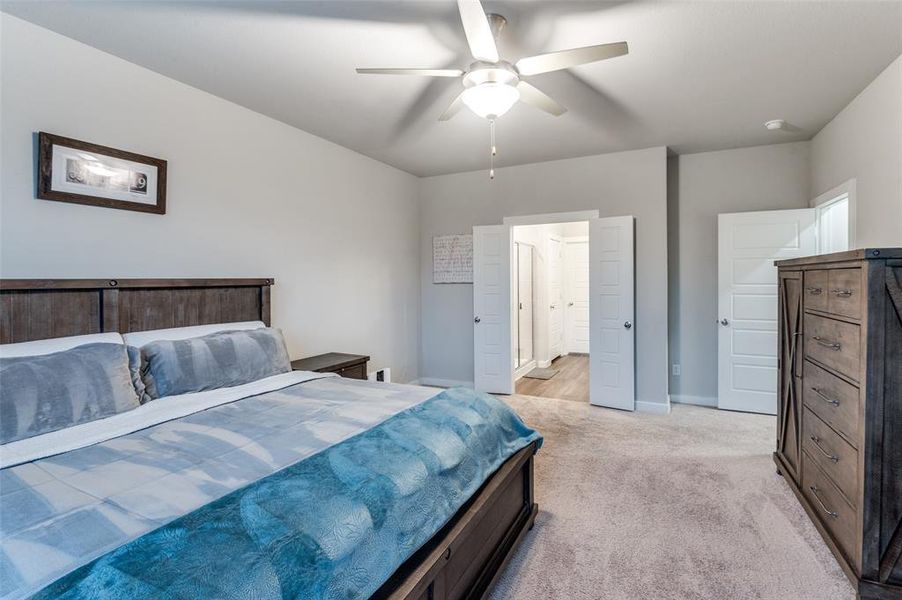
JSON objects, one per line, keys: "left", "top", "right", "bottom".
{"left": 503, "top": 210, "right": 599, "bottom": 226}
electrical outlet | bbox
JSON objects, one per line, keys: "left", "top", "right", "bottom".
{"left": 672, "top": 364, "right": 681, "bottom": 376}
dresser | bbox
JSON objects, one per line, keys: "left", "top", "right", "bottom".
{"left": 775, "top": 249, "right": 902, "bottom": 599}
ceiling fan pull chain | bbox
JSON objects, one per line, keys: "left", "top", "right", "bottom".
{"left": 489, "top": 119, "right": 496, "bottom": 180}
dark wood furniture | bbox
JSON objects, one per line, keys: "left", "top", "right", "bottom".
{"left": 0, "top": 278, "right": 272, "bottom": 343}
{"left": 0, "top": 278, "right": 537, "bottom": 600}
{"left": 291, "top": 352, "right": 369, "bottom": 380}
{"left": 775, "top": 249, "right": 902, "bottom": 600}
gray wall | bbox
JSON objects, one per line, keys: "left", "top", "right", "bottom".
{"left": 668, "top": 142, "right": 811, "bottom": 406}
{"left": 418, "top": 147, "right": 670, "bottom": 411}
{"left": 811, "top": 54, "right": 902, "bottom": 247}
{"left": 0, "top": 15, "right": 422, "bottom": 382}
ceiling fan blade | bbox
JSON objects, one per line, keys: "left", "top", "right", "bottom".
{"left": 356, "top": 68, "right": 464, "bottom": 77}
{"left": 457, "top": 0, "right": 499, "bottom": 62}
{"left": 515, "top": 41, "right": 628, "bottom": 76}
{"left": 438, "top": 92, "right": 466, "bottom": 121}
{"left": 516, "top": 81, "right": 567, "bottom": 116}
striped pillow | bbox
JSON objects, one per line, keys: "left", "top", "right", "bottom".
{"left": 140, "top": 328, "right": 291, "bottom": 399}
{"left": 0, "top": 343, "right": 141, "bottom": 444}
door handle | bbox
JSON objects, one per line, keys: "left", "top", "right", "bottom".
{"left": 550, "top": 304, "right": 556, "bottom": 309}
{"left": 568, "top": 302, "right": 574, "bottom": 307}
{"left": 474, "top": 316, "right": 481, "bottom": 323}
{"left": 624, "top": 321, "right": 632, "bottom": 329}
{"left": 720, "top": 318, "right": 729, "bottom": 326}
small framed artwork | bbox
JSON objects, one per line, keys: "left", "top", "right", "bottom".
{"left": 37, "top": 132, "right": 167, "bottom": 214}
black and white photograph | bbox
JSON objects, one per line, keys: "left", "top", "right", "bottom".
{"left": 38, "top": 132, "right": 167, "bottom": 214}
{"left": 65, "top": 157, "right": 148, "bottom": 195}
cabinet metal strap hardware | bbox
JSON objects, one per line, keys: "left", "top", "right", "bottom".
{"left": 809, "top": 486, "right": 838, "bottom": 518}
{"left": 832, "top": 289, "right": 853, "bottom": 297}
{"left": 811, "top": 387, "right": 840, "bottom": 406}
{"left": 809, "top": 435, "right": 839, "bottom": 462}
{"left": 806, "top": 287, "right": 823, "bottom": 295}
{"left": 812, "top": 336, "right": 841, "bottom": 351}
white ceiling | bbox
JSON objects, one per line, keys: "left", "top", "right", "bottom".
{"left": 3, "top": 1, "right": 901, "bottom": 176}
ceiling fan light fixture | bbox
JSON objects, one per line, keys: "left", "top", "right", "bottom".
{"left": 461, "top": 82, "right": 520, "bottom": 120}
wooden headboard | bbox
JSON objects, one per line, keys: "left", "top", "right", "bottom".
{"left": 0, "top": 278, "right": 273, "bottom": 344}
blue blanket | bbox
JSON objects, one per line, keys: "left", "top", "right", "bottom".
{"left": 32, "top": 388, "right": 541, "bottom": 599}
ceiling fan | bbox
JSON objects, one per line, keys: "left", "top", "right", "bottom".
{"left": 356, "top": 0, "right": 629, "bottom": 122}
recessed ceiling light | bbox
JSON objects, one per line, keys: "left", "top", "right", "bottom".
{"left": 764, "top": 119, "right": 787, "bottom": 131}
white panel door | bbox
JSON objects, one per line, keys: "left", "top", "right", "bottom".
{"left": 473, "top": 225, "right": 513, "bottom": 395}
{"left": 564, "top": 239, "right": 590, "bottom": 354}
{"left": 717, "top": 209, "right": 816, "bottom": 414}
{"left": 548, "top": 236, "right": 563, "bottom": 359}
{"left": 589, "top": 217, "right": 635, "bottom": 411}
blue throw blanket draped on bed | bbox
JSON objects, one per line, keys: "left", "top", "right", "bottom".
{"left": 32, "top": 388, "right": 541, "bottom": 600}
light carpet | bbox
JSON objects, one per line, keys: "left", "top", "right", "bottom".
{"left": 491, "top": 395, "right": 855, "bottom": 600}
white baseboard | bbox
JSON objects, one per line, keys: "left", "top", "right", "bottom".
{"left": 413, "top": 377, "right": 474, "bottom": 389}
{"left": 536, "top": 359, "right": 552, "bottom": 369}
{"left": 514, "top": 360, "right": 537, "bottom": 380}
{"left": 671, "top": 394, "right": 717, "bottom": 408}
{"left": 635, "top": 400, "right": 672, "bottom": 415}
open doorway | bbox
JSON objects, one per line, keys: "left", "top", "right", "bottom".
{"left": 512, "top": 221, "right": 590, "bottom": 402}
{"left": 473, "top": 213, "right": 635, "bottom": 410}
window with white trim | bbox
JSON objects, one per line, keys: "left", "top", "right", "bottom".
{"left": 812, "top": 179, "right": 856, "bottom": 254}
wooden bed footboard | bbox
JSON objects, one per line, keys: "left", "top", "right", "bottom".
{"left": 375, "top": 441, "right": 538, "bottom": 600}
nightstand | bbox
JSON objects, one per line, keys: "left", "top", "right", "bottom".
{"left": 290, "top": 353, "right": 369, "bottom": 380}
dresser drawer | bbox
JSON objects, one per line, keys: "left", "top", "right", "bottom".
{"left": 338, "top": 363, "right": 367, "bottom": 380}
{"left": 802, "top": 360, "right": 860, "bottom": 445}
{"left": 804, "top": 270, "right": 829, "bottom": 312}
{"left": 801, "top": 452, "right": 858, "bottom": 565}
{"left": 804, "top": 313, "right": 860, "bottom": 381}
{"left": 802, "top": 407, "right": 858, "bottom": 505}
{"left": 827, "top": 269, "right": 862, "bottom": 319}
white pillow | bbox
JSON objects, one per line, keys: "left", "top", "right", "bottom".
{"left": 0, "top": 332, "right": 124, "bottom": 359}
{"left": 122, "top": 321, "right": 266, "bottom": 348}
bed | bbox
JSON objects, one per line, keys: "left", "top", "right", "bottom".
{"left": 0, "top": 278, "right": 540, "bottom": 600}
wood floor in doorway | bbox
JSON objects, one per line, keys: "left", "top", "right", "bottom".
{"left": 515, "top": 354, "right": 588, "bottom": 402}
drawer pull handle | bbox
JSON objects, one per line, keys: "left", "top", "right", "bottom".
{"left": 812, "top": 336, "right": 841, "bottom": 351}
{"left": 809, "top": 485, "right": 838, "bottom": 519}
{"left": 811, "top": 387, "right": 840, "bottom": 406}
{"left": 806, "top": 287, "right": 823, "bottom": 295}
{"left": 832, "top": 289, "right": 853, "bottom": 297}
{"left": 809, "top": 435, "right": 839, "bottom": 462}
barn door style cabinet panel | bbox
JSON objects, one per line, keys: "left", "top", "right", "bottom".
{"left": 775, "top": 249, "right": 902, "bottom": 600}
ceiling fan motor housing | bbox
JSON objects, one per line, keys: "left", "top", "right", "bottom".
{"left": 463, "top": 61, "right": 519, "bottom": 88}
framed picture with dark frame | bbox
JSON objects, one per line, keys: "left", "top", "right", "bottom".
{"left": 37, "top": 132, "right": 167, "bottom": 214}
